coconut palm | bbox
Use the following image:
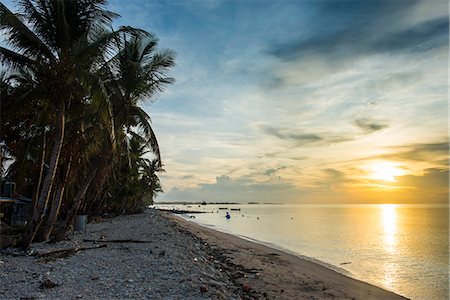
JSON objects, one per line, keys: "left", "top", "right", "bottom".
{"left": 1, "top": 0, "right": 174, "bottom": 247}
{"left": 73, "top": 34, "right": 174, "bottom": 214}
{"left": 0, "top": 0, "right": 142, "bottom": 248}
{"left": 99, "top": 132, "right": 165, "bottom": 214}
{"left": 106, "top": 34, "right": 175, "bottom": 165}
{"left": 41, "top": 34, "right": 175, "bottom": 241}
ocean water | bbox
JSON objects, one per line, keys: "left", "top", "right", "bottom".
{"left": 155, "top": 204, "right": 449, "bottom": 300}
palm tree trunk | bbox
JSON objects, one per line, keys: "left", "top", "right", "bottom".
{"left": 51, "top": 168, "right": 96, "bottom": 242}
{"left": 32, "top": 132, "right": 47, "bottom": 210}
{"left": 26, "top": 136, "right": 50, "bottom": 243}
{"left": 19, "top": 104, "right": 65, "bottom": 249}
{"left": 39, "top": 155, "right": 72, "bottom": 241}
{"left": 85, "top": 160, "right": 112, "bottom": 215}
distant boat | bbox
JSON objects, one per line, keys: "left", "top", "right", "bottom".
{"left": 218, "top": 207, "right": 228, "bottom": 210}
{"left": 230, "top": 208, "right": 241, "bottom": 211}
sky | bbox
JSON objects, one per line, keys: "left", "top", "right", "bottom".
{"left": 6, "top": 0, "right": 447, "bottom": 204}
{"left": 104, "top": 0, "right": 449, "bottom": 204}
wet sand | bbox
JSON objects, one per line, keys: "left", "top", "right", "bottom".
{"left": 167, "top": 212, "right": 408, "bottom": 300}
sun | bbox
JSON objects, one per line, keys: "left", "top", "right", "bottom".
{"left": 370, "top": 163, "right": 405, "bottom": 182}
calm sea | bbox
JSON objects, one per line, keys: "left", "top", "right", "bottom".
{"left": 155, "top": 204, "right": 449, "bottom": 300}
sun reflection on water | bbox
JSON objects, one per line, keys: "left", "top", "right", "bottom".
{"left": 382, "top": 204, "right": 398, "bottom": 252}
{"left": 381, "top": 204, "right": 398, "bottom": 289}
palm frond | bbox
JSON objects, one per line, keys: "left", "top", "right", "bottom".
{"left": 131, "top": 107, "right": 161, "bottom": 167}
{"left": 76, "top": 26, "right": 147, "bottom": 72}
{"left": 0, "top": 46, "right": 39, "bottom": 72}
{"left": 18, "top": 0, "right": 56, "bottom": 54}
{"left": 139, "top": 36, "right": 158, "bottom": 64}
{"left": 0, "top": 2, "right": 55, "bottom": 62}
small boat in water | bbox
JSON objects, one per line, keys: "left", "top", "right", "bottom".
{"left": 218, "top": 207, "right": 228, "bottom": 210}
{"left": 230, "top": 208, "right": 241, "bottom": 211}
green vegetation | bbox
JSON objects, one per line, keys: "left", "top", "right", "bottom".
{"left": 0, "top": 0, "right": 175, "bottom": 248}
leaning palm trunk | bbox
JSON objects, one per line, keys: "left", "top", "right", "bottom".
{"left": 82, "top": 149, "right": 114, "bottom": 215}
{"left": 39, "top": 155, "right": 72, "bottom": 241}
{"left": 19, "top": 105, "right": 65, "bottom": 249}
{"left": 51, "top": 168, "right": 97, "bottom": 242}
{"left": 32, "top": 132, "right": 47, "bottom": 210}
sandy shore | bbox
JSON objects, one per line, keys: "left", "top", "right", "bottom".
{"left": 167, "top": 212, "right": 408, "bottom": 300}
{"left": 0, "top": 209, "right": 408, "bottom": 299}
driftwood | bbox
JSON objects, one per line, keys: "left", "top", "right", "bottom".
{"left": 37, "top": 244, "right": 107, "bottom": 262}
{"left": 83, "top": 239, "right": 153, "bottom": 244}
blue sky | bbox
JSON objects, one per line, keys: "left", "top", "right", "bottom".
{"left": 105, "top": 0, "right": 449, "bottom": 204}
{"left": 4, "top": 0, "right": 447, "bottom": 203}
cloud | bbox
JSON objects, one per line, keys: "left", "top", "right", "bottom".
{"left": 340, "top": 141, "right": 449, "bottom": 169}
{"left": 397, "top": 168, "right": 448, "bottom": 188}
{"left": 322, "top": 168, "right": 346, "bottom": 179}
{"left": 104, "top": 0, "right": 448, "bottom": 205}
{"left": 379, "top": 142, "right": 449, "bottom": 164}
{"left": 393, "top": 168, "right": 449, "bottom": 203}
{"left": 261, "top": 125, "right": 353, "bottom": 147}
{"left": 373, "top": 17, "right": 448, "bottom": 53}
{"left": 264, "top": 126, "right": 322, "bottom": 142}
{"left": 267, "top": 1, "right": 448, "bottom": 63}
{"left": 263, "top": 166, "right": 288, "bottom": 177}
{"left": 353, "top": 118, "right": 388, "bottom": 133}
{"left": 158, "top": 165, "right": 449, "bottom": 204}
{"left": 160, "top": 175, "right": 302, "bottom": 203}
{"left": 310, "top": 168, "right": 354, "bottom": 192}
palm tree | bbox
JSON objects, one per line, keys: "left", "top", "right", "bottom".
{"left": 100, "top": 132, "right": 165, "bottom": 214}
{"left": 41, "top": 34, "right": 175, "bottom": 241}
{"left": 107, "top": 34, "right": 175, "bottom": 165}
{"left": 0, "top": 0, "right": 141, "bottom": 248}
{"left": 75, "top": 34, "right": 174, "bottom": 214}
{"left": 139, "top": 158, "right": 165, "bottom": 207}
{"left": 0, "top": 69, "right": 51, "bottom": 194}
{"left": 1, "top": 1, "right": 175, "bottom": 247}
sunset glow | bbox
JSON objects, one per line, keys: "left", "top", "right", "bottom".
{"left": 370, "top": 163, "right": 406, "bottom": 182}
{"left": 95, "top": 0, "right": 447, "bottom": 204}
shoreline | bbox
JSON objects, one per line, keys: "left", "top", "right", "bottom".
{"left": 180, "top": 218, "right": 353, "bottom": 277}
{"left": 166, "top": 211, "right": 409, "bottom": 300}
{"left": 1, "top": 209, "right": 408, "bottom": 299}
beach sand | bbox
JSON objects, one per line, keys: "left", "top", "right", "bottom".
{"left": 0, "top": 208, "right": 408, "bottom": 299}
{"left": 166, "top": 211, "right": 408, "bottom": 300}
